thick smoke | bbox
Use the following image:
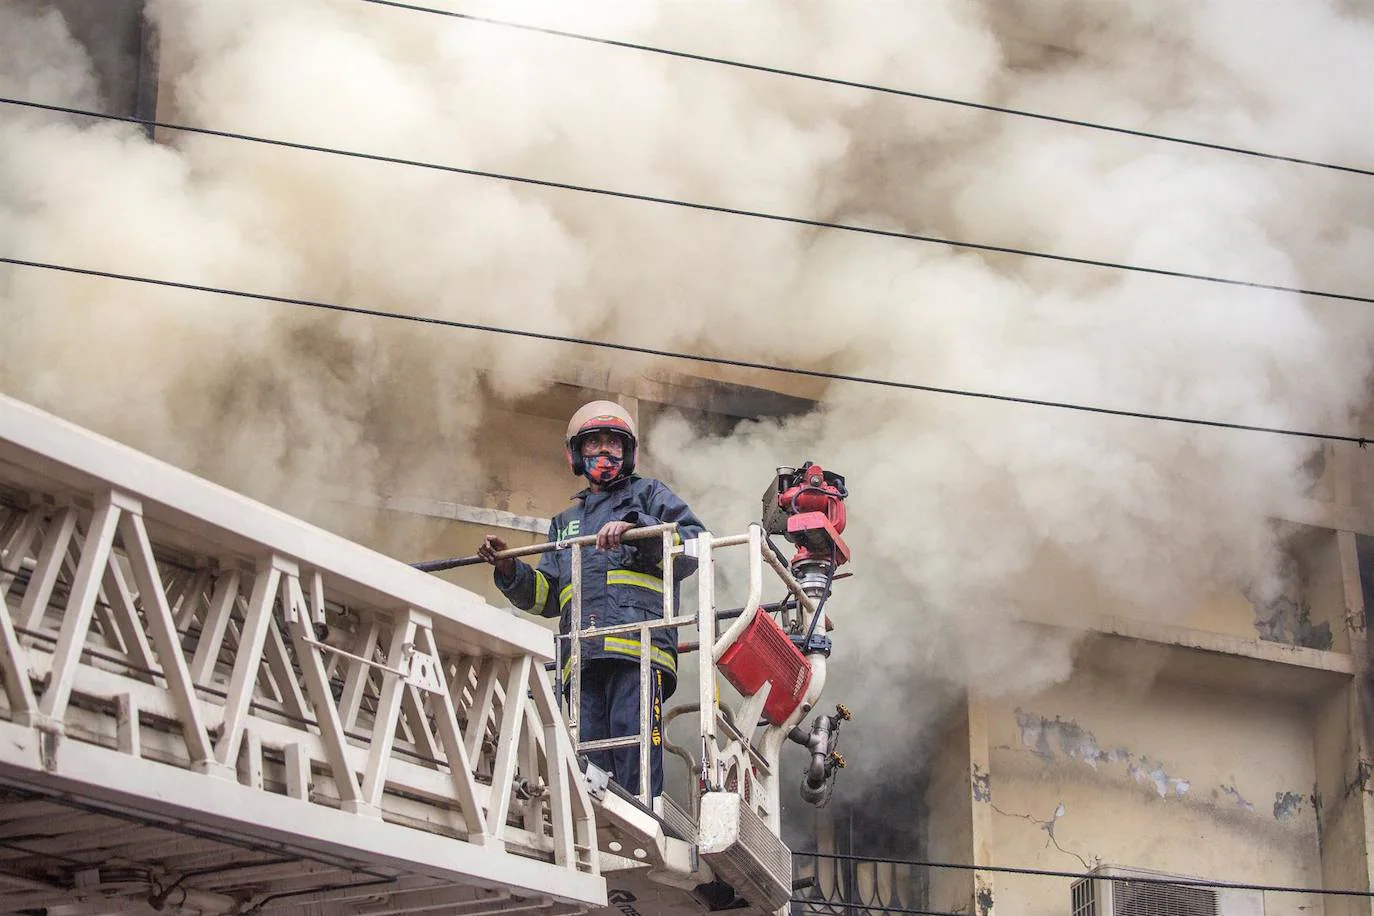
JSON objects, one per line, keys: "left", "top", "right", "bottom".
{"left": 2, "top": 0, "right": 1372, "bottom": 784}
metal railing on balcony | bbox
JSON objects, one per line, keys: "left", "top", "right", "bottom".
{"left": 793, "top": 851, "right": 932, "bottom": 916}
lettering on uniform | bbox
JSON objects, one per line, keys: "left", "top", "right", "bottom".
{"left": 558, "top": 519, "right": 581, "bottom": 541}
{"left": 651, "top": 671, "right": 663, "bottom": 747}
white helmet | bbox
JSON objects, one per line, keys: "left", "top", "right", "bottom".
{"left": 565, "top": 400, "right": 638, "bottom": 478}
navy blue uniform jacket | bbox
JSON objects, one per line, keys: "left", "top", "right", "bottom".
{"left": 494, "top": 475, "right": 705, "bottom": 695}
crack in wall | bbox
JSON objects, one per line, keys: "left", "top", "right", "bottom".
{"left": 990, "top": 801, "right": 1094, "bottom": 870}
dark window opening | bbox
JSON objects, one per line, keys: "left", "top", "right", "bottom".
{"left": 47, "top": 0, "right": 157, "bottom": 132}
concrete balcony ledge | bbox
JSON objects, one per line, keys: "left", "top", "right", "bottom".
{"left": 1020, "top": 609, "right": 1356, "bottom": 700}
{"left": 1281, "top": 497, "right": 1374, "bottom": 536}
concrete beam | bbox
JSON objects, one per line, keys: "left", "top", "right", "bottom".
{"left": 519, "top": 368, "right": 817, "bottom": 424}
{"left": 1020, "top": 608, "right": 1355, "bottom": 700}
{"left": 1280, "top": 499, "right": 1374, "bottom": 537}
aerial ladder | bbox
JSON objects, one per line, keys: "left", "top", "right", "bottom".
{"left": 0, "top": 393, "right": 851, "bottom": 916}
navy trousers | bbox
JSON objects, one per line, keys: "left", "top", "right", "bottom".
{"left": 577, "top": 659, "right": 665, "bottom": 798}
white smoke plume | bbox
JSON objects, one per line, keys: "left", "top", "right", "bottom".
{"left": 2, "top": 0, "right": 1373, "bottom": 787}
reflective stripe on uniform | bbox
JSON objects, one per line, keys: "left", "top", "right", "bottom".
{"left": 533, "top": 571, "right": 550, "bottom": 610}
{"left": 604, "top": 637, "right": 676, "bottom": 672}
{"left": 562, "top": 639, "right": 677, "bottom": 680}
{"left": 559, "top": 570, "right": 663, "bottom": 608}
{"left": 606, "top": 570, "right": 664, "bottom": 592}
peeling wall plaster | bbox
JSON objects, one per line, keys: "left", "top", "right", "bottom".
{"left": 972, "top": 763, "right": 992, "bottom": 803}
{"left": 1014, "top": 709, "right": 1305, "bottom": 819}
{"left": 1273, "top": 791, "right": 1306, "bottom": 821}
{"left": 1219, "top": 784, "right": 1256, "bottom": 813}
{"left": 1253, "top": 594, "right": 1333, "bottom": 650}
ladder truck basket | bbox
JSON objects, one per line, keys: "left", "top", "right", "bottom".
{"left": 717, "top": 609, "right": 812, "bottom": 725}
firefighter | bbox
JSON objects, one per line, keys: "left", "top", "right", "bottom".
{"left": 478, "top": 400, "right": 706, "bottom": 798}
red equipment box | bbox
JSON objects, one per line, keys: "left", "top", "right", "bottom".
{"left": 717, "top": 611, "right": 813, "bottom": 725}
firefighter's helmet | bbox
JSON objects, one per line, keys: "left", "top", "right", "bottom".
{"left": 566, "top": 400, "right": 638, "bottom": 478}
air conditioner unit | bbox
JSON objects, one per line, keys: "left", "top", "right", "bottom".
{"left": 1071, "top": 866, "right": 1264, "bottom": 916}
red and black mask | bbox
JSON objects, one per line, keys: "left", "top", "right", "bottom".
{"left": 569, "top": 428, "right": 635, "bottom": 484}
{"left": 585, "top": 452, "right": 625, "bottom": 484}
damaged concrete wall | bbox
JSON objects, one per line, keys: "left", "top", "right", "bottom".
{"left": 1313, "top": 682, "right": 1373, "bottom": 916}
{"left": 982, "top": 681, "right": 1323, "bottom": 916}
{"left": 1242, "top": 528, "right": 1346, "bottom": 653}
{"left": 1075, "top": 530, "right": 1351, "bottom": 654}
{"left": 1082, "top": 527, "right": 1348, "bottom": 653}
{"left": 926, "top": 702, "right": 977, "bottom": 916}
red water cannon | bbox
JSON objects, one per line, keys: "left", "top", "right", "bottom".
{"left": 717, "top": 464, "right": 851, "bottom": 728}
{"left": 763, "top": 462, "right": 850, "bottom": 598}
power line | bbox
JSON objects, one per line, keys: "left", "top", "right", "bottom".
{"left": 1, "top": 255, "right": 1366, "bottom": 447}
{"left": 357, "top": 0, "right": 1374, "bottom": 181}
{"left": 1, "top": 98, "right": 1370, "bottom": 306}
{"left": 790, "top": 900, "right": 961, "bottom": 916}
{"left": 803, "top": 851, "right": 1374, "bottom": 898}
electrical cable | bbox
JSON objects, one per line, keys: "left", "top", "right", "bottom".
{"left": 800, "top": 851, "right": 1374, "bottom": 898}
{"left": 1, "top": 254, "right": 1367, "bottom": 447}
{"left": 243, "top": 877, "right": 397, "bottom": 914}
{"left": 2, "top": 96, "right": 1372, "bottom": 306}
{"left": 789, "top": 900, "right": 964, "bottom": 916}
{"left": 0, "top": 837, "right": 90, "bottom": 867}
{"left": 356, "top": 0, "right": 1374, "bottom": 180}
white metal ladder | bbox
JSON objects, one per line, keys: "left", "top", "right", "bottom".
{"left": 563, "top": 523, "right": 681, "bottom": 808}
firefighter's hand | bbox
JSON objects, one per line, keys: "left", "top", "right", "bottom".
{"left": 596, "top": 520, "right": 634, "bottom": 550}
{"left": 478, "top": 535, "right": 515, "bottom": 577}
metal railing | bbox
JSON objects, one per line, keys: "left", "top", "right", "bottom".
{"left": 793, "top": 851, "right": 931, "bottom": 916}
{"left": 0, "top": 394, "right": 603, "bottom": 913}
{"left": 565, "top": 523, "right": 682, "bottom": 807}
{"left": 501, "top": 521, "right": 833, "bottom": 834}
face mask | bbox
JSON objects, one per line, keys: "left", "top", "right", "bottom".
{"left": 586, "top": 453, "right": 624, "bottom": 484}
